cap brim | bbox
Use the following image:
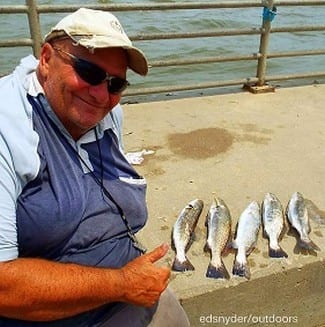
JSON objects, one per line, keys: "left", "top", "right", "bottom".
{"left": 125, "top": 47, "right": 148, "bottom": 76}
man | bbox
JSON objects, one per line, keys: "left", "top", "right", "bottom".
{"left": 0, "top": 8, "right": 189, "bottom": 326}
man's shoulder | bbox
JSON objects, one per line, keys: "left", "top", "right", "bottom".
{"left": 0, "top": 59, "right": 41, "bottom": 186}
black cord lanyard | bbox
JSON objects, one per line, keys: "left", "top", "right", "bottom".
{"left": 75, "top": 128, "right": 147, "bottom": 254}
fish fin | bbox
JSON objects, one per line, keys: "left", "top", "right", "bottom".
{"left": 246, "top": 243, "right": 257, "bottom": 256}
{"left": 224, "top": 241, "right": 236, "bottom": 255}
{"left": 287, "top": 226, "right": 298, "bottom": 237}
{"left": 262, "top": 230, "right": 269, "bottom": 239}
{"left": 170, "top": 238, "right": 176, "bottom": 252}
{"left": 232, "top": 260, "right": 251, "bottom": 280}
{"left": 269, "top": 246, "right": 288, "bottom": 258}
{"left": 184, "top": 233, "right": 196, "bottom": 252}
{"left": 279, "top": 224, "right": 288, "bottom": 241}
{"left": 233, "top": 222, "right": 239, "bottom": 240}
{"left": 222, "top": 234, "right": 233, "bottom": 256}
{"left": 206, "top": 262, "right": 230, "bottom": 280}
{"left": 229, "top": 240, "right": 237, "bottom": 250}
{"left": 204, "top": 213, "right": 209, "bottom": 227}
{"left": 285, "top": 202, "right": 290, "bottom": 219}
{"left": 171, "top": 257, "right": 195, "bottom": 272}
{"left": 203, "top": 242, "right": 210, "bottom": 253}
{"left": 261, "top": 201, "right": 267, "bottom": 238}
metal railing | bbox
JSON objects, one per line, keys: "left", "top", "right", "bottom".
{"left": 1, "top": 0, "right": 325, "bottom": 101}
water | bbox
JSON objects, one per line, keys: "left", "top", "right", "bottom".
{"left": 1, "top": 0, "right": 324, "bottom": 101}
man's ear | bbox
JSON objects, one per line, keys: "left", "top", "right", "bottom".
{"left": 37, "top": 42, "right": 53, "bottom": 80}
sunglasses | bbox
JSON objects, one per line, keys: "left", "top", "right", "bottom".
{"left": 53, "top": 47, "right": 129, "bottom": 94}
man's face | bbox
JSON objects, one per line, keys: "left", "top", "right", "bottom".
{"left": 38, "top": 40, "right": 128, "bottom": 140}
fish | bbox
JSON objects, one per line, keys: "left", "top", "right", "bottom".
{"left": 204, "top": 197, "right": 232, "bottom": 279}
{"left": 262, "top": 193, "right": 288, "bottom": 258}
{"left": 232, "top": 201, "right": 261, "bottom": 279}
{"left": 286, "top": 192, "right": 320, "bottom": 255}
{"left": 171, "top": 199, "right": 204, "bottom": 271}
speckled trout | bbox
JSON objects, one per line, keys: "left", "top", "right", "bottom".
{"left": 172, "top": 199, "right": 204, "bottom": 271}
{"left": 204, "top": 197, "right": 231, "bottom": 279}
{"left": 262, "top": 193, "right": 288, "bottom": 258}
{"left": 232, "top": 201, "right": 261, "bottom": 279}
{"left": 286, "top": 192, "right": 320, "bottom": 255}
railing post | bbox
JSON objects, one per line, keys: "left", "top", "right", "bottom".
{"left": 256, "top": 0, "right": 275, "bottom": 86}
{"left": 243, "top": 0, "right": 276, "bottom": 93}
{"left": 26, "top": 0, "right": 42, "bottom": 58}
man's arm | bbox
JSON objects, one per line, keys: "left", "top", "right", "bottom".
{"left": 0, "top": 243, "right": 170, "bottom": 321}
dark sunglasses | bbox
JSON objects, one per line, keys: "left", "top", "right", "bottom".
{"left": 53, "top": 47, "right": 129, "bottom": 94}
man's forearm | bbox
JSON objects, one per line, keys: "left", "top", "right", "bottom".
{"left": 0, "top": 257, "right": 123, "bottom": 321}
{"left": 0, "top": 244, "right": 170, "bottom": 322}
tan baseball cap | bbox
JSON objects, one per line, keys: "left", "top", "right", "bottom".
{"left": 44, "top": 8, "right": 148, "bottom": 76}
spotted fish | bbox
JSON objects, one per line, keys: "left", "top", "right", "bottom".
{"left": 204, "top": 197, "right": 232, "bottom": 279}
{"left": 262, "top": 192, "right": 288, "bottom": 258}
{"left": 171, "top": 199, "right": 204, "bottom": 271}
{"left": 286, "top": 192, "right": 320, "bottom": 255}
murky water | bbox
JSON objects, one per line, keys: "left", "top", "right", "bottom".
{"left": 1, "top": 0, "right": 324, "bottom": 99}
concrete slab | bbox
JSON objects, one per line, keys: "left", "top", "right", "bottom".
{"left": 122, "top": 84, "right": 325, "bottom": 327}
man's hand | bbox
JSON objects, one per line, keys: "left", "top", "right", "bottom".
{"left": 120, "top": 243, "right": 171, "bottom": 307}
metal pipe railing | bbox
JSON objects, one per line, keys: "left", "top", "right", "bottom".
{"left": 2, "top": 1, "right": 325, "bottom": 13}
{"left": 26, "top": 0, "right": 42, "bottom": 57}
{"left": 126, "top": 71, "right": 325, "bottom": 96}
{"left": 0, "top": 0, "right": 324, "bottom": 98}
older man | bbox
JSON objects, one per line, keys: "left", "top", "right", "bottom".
{"left": 0, "top": 8, "right": 189, "bottom": 326}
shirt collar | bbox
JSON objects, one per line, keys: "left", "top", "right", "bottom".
{"left": 26, "top": 71, "right": 45, "bottom": 97}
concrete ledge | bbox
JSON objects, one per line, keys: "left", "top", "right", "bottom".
{"left": 123, "top": 84, "right": 325, "bottom": 327}
{"left": 181, "top": 260, "right": 324, "bottom": 327}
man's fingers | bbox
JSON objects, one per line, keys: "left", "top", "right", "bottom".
{"left": 145, "top": 243, "right": 169, "bottom": 263}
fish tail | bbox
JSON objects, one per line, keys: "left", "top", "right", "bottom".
{"left": 171, "top": 257, "right": 195, "bottom": 272}
{"left": 206, "top": 262, "right": 230, "bottom": 280}
{"left": 232, "top": 260, "right": 251, "bottom": 280}
{"left": 269, "top": 246, "right": 288, "bottom": 258}
{"left": 294, "top": 238, "right": 320, "bottom": 256}
{"left": 309, "top": 240, "right": 321, "bottom": 251}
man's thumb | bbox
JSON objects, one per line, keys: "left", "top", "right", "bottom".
{"left": 146, "top": 243, "right": 169, "bottom": 263}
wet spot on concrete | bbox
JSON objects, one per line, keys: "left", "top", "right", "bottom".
{"left": 248, "top": 259, "right": 256, "bottom": 267}
{"left": 236, "top": 133, "right": 271, "bottom": 145}
{"left": 314, "top": 230, "right": 323, "bottom": 237}
{"left": 253, "top": 248, "right": 261, "bottom": 254}
{"left": 239, "top": 123, "right": 273, "bottom": 135}
{"left": 262, "top": 251, "right": 269, "bottom": 259}
{"left": 146, "top": 167, "right": 166, "bottom": 177}
{"left": 235, "top": 123, "right": 272, "bottom": 145}
{"left": 191, "top": 250, "right": 201, "bottom": 257}
{"left": 168, "top": 127, "right": 234, "bottom": 159}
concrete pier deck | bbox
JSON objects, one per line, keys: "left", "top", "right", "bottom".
{"left": 122, "top": 84, "right": 325, "bottom": 327}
